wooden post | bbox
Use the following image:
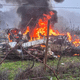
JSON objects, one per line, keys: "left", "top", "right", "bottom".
{"left": 44, "top": 20, "right": 50, "bottom": 70}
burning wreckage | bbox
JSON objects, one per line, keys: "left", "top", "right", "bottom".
{"left": 1, "top": 10, "right": 80, "bottom": 59}
{"left": 1, "top": 26, "right": 80, "bottom": 60}
{"left": 2, "top": 26, "right": 59, "bottom": 59}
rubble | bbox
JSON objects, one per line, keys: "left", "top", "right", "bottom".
{"left": 1, "top": 26, "right": 80, "bottom": 60}
{"left": 9, "top": 42, "right": 17, "bottom": 48}
{"left": 22, "top": 37, "right": 46, "bottom": 48}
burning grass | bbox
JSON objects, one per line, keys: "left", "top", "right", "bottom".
{"left": 0, "top": 56, "right": 80, "bottom": 80}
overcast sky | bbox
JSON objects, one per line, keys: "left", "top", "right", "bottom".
{"left": 52, "top": 0, "right": 80, "bottom": 14}
{"left": 52, "top": 0, "right": 80, "bottom": 30}
{"left": 0, "top": 0, "right": 17, "bottom": 12}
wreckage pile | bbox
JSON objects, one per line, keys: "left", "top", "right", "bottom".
{"left": 2, "top": 31, "right": 58, "bottom": 59}
{"left": 1, "top": 6, "right": 79, "bottom": 60}
{"left": 1, "top": 28, "right": 80, "bottom": 60}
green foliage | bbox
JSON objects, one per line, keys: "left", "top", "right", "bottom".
{"left": 0, "top": 56, "right": 80, "bottom": 80}
{"left": 47, "top": 76, "right": 57, "bottom": 80}
{"left": 0, "top": 60, "right": 38, "bottom": 80}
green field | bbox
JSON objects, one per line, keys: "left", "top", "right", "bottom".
{"left": 0, "top": 56, "right": 80, "bottom": 80}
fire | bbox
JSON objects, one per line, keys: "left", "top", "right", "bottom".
{"left": 7, "top": 29, "right": 20, "bottom": 42}
{"left": 73, "top": 54, "right": 80, "bottom": 56}
{"left": 26, "top": 11, "right": 64, "bottom": 40}
{"left": 73, "top": 39, "right": 80, "bottom": 47}
{"left": 67, "top": 32, "right": 72, "bottom": 42}
{"left": 49, "top": 29, "right": 64, "bottom": 36}
{"left": 66, "top": 32, "right": 80, "bottom": 47}
{"left": 7, "top": 11, "right": 80, "bottom": 47}
{"left": 57, "top": 55, "right": 60, "bottom": 57}
{"left": 8, "top": 33, "right": 12, "bottom": 42}
{"left": 24, "top": 11, "right": 55, "bottom": 40}
{"left": 41, "top": 45, "right": 46, "bottom": 47}
{"left": 23, "top": 26, "right": 29, "bottom": 35}
{"left": 11, "top": 29, "right": 19, "bottom": 34}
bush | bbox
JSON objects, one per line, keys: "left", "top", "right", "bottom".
{"left": 14, "top": 66, "right": 49, "bottom": 80}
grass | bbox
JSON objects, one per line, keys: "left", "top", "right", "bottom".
{"left": 0, "top": 60, "right": 40, "bottom": 80}
{"left": 0, "top": 56, "right": 80, "bottom": 80}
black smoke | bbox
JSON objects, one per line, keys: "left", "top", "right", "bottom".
{"left": 17, "top": 0, "right": 58, "bottom": 29}
{"left": 5, "top": 0, "right": 64, "bottom": 29}
{"left": 5, "top": 0, "right": 26, "bottom": 4}
{"left": 0, "top": 4, "right": 3, "bottom": 8}
{"left": 54, "top": 0, "right": 64, "bottom": 3}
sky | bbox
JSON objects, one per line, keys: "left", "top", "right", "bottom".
{"left": 52, "top": 0, "right": 80, "bottom": 14}
{"left": 0, "top": 0, "right": 17, "bottom": 12}
{"left": 0, "top": 0, "right": 20, "bottom": 29}
{"left": 52, "top": 0, "right": 80, "bottom": 30}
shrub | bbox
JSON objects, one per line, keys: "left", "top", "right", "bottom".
{"left": 14, "top": 66, "right": 49, "bottom": 80}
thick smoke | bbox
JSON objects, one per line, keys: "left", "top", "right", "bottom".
{"left": 54, "top": 0, "right": 64, "bottom": 3}
{"left": 5, "top": 0, "right": 64, "bottom": 4}
{"left": 5, "top": 0, "right": 64, "bottom": 29}
{"left": 0, "top": 4, "right": 3, "bottom": 8}
{"left": 5, "top": 0, "right": 26, "bottom": 4}
{"left": 17, "top": 0, "right": 58, "bottom": 29}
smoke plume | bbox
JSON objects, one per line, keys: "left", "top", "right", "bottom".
{"left": 0, "top": 4, "right": 3, "bottom": 8}
{"left": 17, "top": 0, "right": 58, "bottom": 29}
{"left": 54, "top": 0, "right": 64, "bottom": 3}
{"left": 5, "top": 0, "right": 64, "bottom": 29}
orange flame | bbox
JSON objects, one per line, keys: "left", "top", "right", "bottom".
{"left": 28, "top": 11, "right": 64, "bottom": 40}
{"left": 7, "top": 11, "right": 80, "bottom": 47}
{"left": 40, "top": 45, "right": 46, "bottom": 47}
{"left": 22, "top": 11, "right": 80, "bottom": 47}
{"left": 8, "top": 33, "right": 12, "bottom": 42}
{"left": 67, "top": 32, "right": 72, "bottom": 42}
{"left": 58, "top": 55, "right": 60, "bottom": 57}
{"left": 73, "top": 54, "right": 80, "bottom": 56}
{"left": 73, "top": 39, "right": 80, "bottom": 47}
{"left": 23, "top": 26, "right": 29, "bottom": 35}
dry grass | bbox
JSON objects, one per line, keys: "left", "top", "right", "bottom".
{"left": 14, "top": 66, "right": 49, "bottom": 80}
